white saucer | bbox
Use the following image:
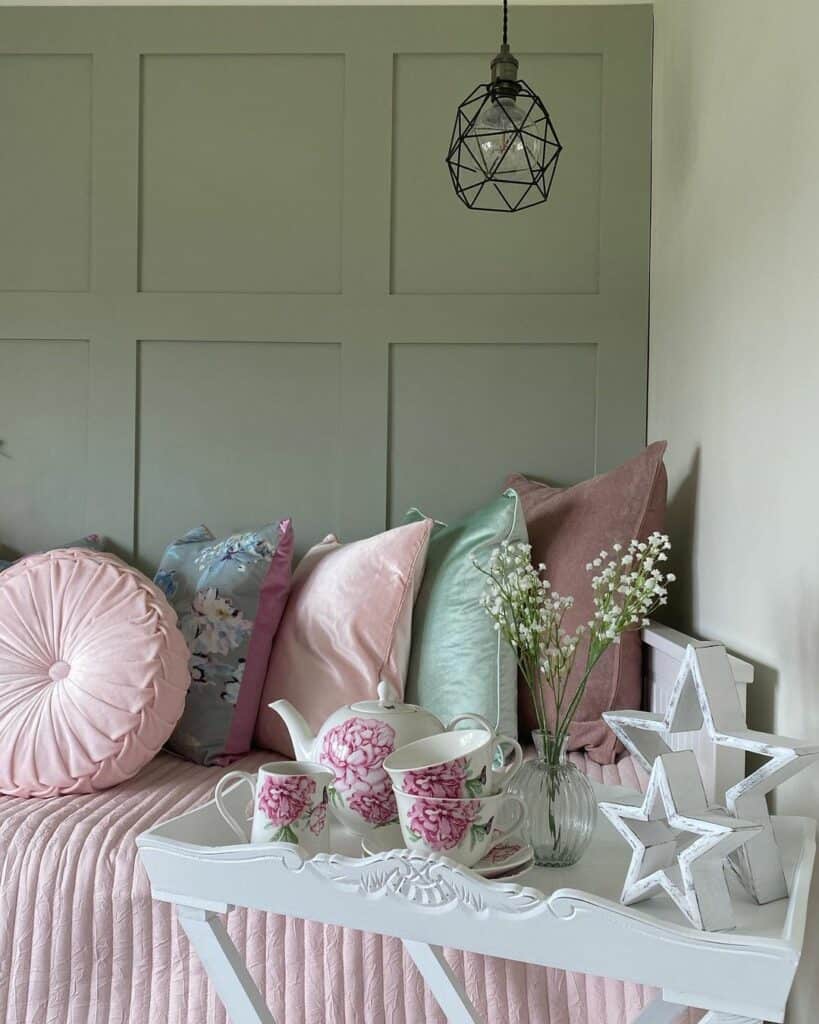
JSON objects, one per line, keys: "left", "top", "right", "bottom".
{"left": 361, "top": 824, "right": 534, "bottom": 879}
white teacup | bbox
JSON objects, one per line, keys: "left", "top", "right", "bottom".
{"left": 384, "top": 719, "right": 522, "bottom": 799}
{"left": 214, "top": 761, "right": 333, "bottom": 855}
{"left": 394, "top": 789, "right": 526, "bottom": 868}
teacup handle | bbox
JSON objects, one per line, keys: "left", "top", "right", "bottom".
{"left": 490, "top": 735, "right": 523, "bottom": 790}
{"left": 445, "top": 712, "right": 494, "bottom": 733}
{"left": 445, "top": 715, "right": 523, "bottom": 790}
{"left": 490, "top": 794, "right": 526, "bottom": 844}
{"left": 214, "top": 770, "right": 255, "bottom": 843}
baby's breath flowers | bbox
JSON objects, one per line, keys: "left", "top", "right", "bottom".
{"left": 478, "top": 532, "right": 675, "bottom": 764}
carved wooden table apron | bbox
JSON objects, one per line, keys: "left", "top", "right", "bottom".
{"left": 137, "top": 779, "right": 816, "bottom": 1024}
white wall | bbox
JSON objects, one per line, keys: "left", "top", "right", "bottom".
{"left": 650, "top": 1, "right": 819, "bottom": 1018}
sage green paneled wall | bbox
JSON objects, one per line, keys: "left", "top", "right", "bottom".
{"left": 0, "top": 5, "right": 651, "bottom": 570}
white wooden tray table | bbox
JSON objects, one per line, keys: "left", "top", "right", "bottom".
{"left": 137, "top": 778, "right": 815, "bottom": 1024}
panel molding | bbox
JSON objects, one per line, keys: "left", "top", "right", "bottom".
{"left": 390, "top": 51, "right": 603, "bottom": 296}
{"left": 135, "top": 339, "right": 343, "bottom": 569}
{"left": 387, "top": 340, "right": 599, "bottom": 526}
{"left": 138, "top": 52, "right": 346, "bottom": 295}
{"left": 0, "top": 338, "right": 91, "bottom": 558}
{"left": 0, "top": 53, "right": 92, "bottom": 293}
{"left": 0, "top": 5, "right": 651, "bottom": 562}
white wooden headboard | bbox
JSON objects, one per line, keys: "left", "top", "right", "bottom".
{"left": 642, "top": 623, "right": 754, "bottom": 802}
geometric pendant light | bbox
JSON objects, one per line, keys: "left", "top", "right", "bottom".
{"left": 445, "top": 0, "right": 562, "bottom": 212}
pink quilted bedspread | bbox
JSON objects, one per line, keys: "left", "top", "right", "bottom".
{"left": 0, "top": 751, "right": 699, "bottom": 1024}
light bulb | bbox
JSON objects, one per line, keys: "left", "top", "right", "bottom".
{"left": 471, "top": 96, "right": 544, "bottom": 181}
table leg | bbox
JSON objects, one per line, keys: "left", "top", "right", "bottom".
{"left": 403, "top": 939, "right": 483, "bottom": 1024}
{"left": 177, "top": 904, "right": 276, "bottom": 1024}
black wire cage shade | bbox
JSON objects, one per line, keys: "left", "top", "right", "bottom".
{"left": 445, "top": 1, "right": 562, "bottom": 212}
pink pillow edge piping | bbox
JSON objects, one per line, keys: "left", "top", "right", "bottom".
{"left": 218, "top": 518, "right": 295, "bottom": 763}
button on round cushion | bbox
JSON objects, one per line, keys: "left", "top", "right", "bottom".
{"left": 0, "top": 548, "right": 190, "bottom": 797}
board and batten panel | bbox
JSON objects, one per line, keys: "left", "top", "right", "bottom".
{"left": 0, "top": 5, "right": 651, "bottom": 558}
{"left": 0, "top": 54, "right": 91, "bottom": 292}
{"left": 0, "top": 340, "right": 90, "bottom": 559}
{"left": 388, "top": 342, "right": 597, "bottom": 525}
{"left": 139, "top": 54, "right": 345, "bottom": 294}
{"left": 391, "top": 52, "right": 602, "bottom": 295}
{"left": 136, "top": 340, "right": 342, "bottom": 571}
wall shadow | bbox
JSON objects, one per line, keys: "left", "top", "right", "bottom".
{"left": 743, "top": 657, "right": 779, "bottom": 801}
{"left": 664, "top": 445, "right": 700, "bottom": 635}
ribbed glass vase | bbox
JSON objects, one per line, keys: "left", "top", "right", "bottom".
{"left": 510, "top": 731, "right": 597, "bottom": 867}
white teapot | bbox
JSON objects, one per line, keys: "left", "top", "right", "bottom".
{"left": 269, "top": 682, "right": 488, "bottom": 837}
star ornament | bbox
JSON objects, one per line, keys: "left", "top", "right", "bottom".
{"left": 604, "top": 643, "right": 819, "bottom": 905}
{"left": 600, "top": 750, "right": 762, "bottom": 931}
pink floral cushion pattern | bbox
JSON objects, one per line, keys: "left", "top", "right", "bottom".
{"left": 0, "top": 548, "right": 189, "bottom": 797}
{"left": 255, "top": 520, "right": 433, "bottom": 758}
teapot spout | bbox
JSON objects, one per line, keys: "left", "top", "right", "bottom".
{"left": 269, "top": 700, "right": 315, "bottom": 761}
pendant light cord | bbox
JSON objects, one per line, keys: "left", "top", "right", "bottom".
{"left": 503, "top": 0, "right": 509, "bottom": 46}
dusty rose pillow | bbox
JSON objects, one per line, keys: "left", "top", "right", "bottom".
{"left": 0, "top": 548, "right": 190, "bottom": 797}
{"left": 255, "top": 520, "right": 433, "bottom": 757}
{"left": 506, "top": 441, "right": 668, "bottom": 763}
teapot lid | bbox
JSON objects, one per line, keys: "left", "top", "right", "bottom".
{"left": 350, "top": 680, "right": 420, "bottom": 715}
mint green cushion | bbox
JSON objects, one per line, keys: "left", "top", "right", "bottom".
{"left": 404, "top": 490, "right": 527, "bottom": 738}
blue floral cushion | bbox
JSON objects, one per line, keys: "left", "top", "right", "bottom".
{"left": 157, "top": 521, "right": 294, "bottom": 766}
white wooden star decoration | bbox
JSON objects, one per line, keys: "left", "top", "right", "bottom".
{"left": 599, "top": 749, "right": 762, "bottom": 931}
{"left": 604, "top": 643, "right": 819, "bottom": 905}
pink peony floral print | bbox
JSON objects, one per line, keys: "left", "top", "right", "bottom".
{"left": 257, "top": 774, "right": 315, "bottom": 827}
{"left": 320, "top": 717, "right": 396, "bottom": 790}
{"left": 348, "top": 778, "right": 397, "bottom": 826}
{"left": 487, "top": 841, "right": 523, "bottom": 864}
{"left": 402, "top": 758, "right": 468, "bottom": 799}
{"left": 307, "top": 800, "right": 327, "bottom": 836}
{"left": 406, "top": 797, "right": 480, "bottom": 851}
{"left": 319, "top": 716, "right": 398, "bottom": 825}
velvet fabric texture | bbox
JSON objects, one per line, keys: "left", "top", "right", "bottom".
{"left": 255, "top": 520, "right": 433, "bottom": 758}
{"left": 506, "top": 441, "right": 668, "bottom": 763}
{"left": 0, "top": 532, "right": 106, "bottom": 572}
{"left": 403, "top": 490, "right": 527, "bottom": 738}
{"left": 0, "top": 548, "right": 189, "bottom": 796}
{"left": 158, "top": 520, "right": 295, "bottom": 766}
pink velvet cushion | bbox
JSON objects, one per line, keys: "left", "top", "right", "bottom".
{"left": 0, "top": 548, "right": 190, "bottom": 797}
{"left": 506, "top": 441, "right": 668, "bottom": 763}
{"left": 255, "top": 520, "right": 433, "bottom": 757}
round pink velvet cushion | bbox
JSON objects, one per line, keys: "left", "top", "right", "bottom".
{"left": 0, "top": 548, "right": 190, "bottom": 797}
